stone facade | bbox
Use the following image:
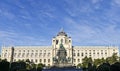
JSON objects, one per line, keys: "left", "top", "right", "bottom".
{"left": 1, "top": 30, "right": 119, "bottom": 66}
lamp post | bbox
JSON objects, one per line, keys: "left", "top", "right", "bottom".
{"left": 9, "top": 47, "right": 14, "bottom": 71}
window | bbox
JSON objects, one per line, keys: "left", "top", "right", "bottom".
{"left": 22, "top": 53, "right": 25, "bottom": 57}
{"left": 74, "top": 59, "right": 76, "bottom": 62}
{"left": 48, "top": 64, "right": 50, "bottom": 66}
{"left": 14, "top": 59, "right": 16, "bottom": 62}
{"left": 48, "top": 59, "right": 50, "bottom": 63}
{"left": 18, "top": 53, "right": 21, "bottom": 57}
{"left": 69, "top": 40, "right": 71, "bottom": 43}
{"left": 4, "top": 53, "right": 7, "bottom": 57}
{"left": 44, "top": 50, "right": 46, "bottom": 52}
{"left": 89, "top": 55, "right": 91, "bottom": 57}
{"left": 35, "top": 59, "right": 37, "bottom": 63}
{"left": 56, "top": 40, "right": 58, "bottom": 44}
{"left": 31, "top": 53, "right": 33, "bottom": 57}
{"left": 26, "top": 53, "right": 29, "bottom": 57}
{"left": 78, "top": 59, "right": 80, "bottom": 62}
{"left": 61, "top": 39, "right": 63, "bottom": 43}
{"left": 65, "top": 39, "right": 67, "bottom": 43}
{"left": 36, "top": 50, "right": 38, "bottom": 52}
{"left": 40, "top": 59, "right": 42, "bottom": 63}
{"left": 44, "top": 59, "right": 46, "bottom": 63}
{"left": 81, "top": 53, "right": 84, "bottom": 56}
{"left": 89, "top": 50, "right": 91, "bottom": 52}
{"left": 43, "top": 53, "right": 46, "bottom": 57}
{"left": 40, "top": 50, "right": 42, "bottom": 52}
{"left": 14, "top": 53, "right": 16, "bottom": 57}
{"left": 48, "top": 53, "right": 50, "bottom": 57}
{"left": 31, "top": 59, "right": 33, "bottom": 62}
{"left": 35, "top": 53, "right": 38, "bottom": 57}
{"left": 77, "top": 53, "right": 80, "bottom": 56}
{"left": 73, "top": 53, "right": 76, "bottom": 56}
{"left": 19, "top": 50, "right": 21, "bottom": 52}
{"left": 101, "top": 50, "right": 103, "bottom": 52}
{"left": 53, "top": 40, "right": 55, "bottom": 42}
{"left": 113, "top": 49, "right": 115, "bottom": 51}
{"left": 105, "top": 52, "right": 107, "bottom": 54}
{"left": 39, "top": 53, "right": 42, "bottom": 57}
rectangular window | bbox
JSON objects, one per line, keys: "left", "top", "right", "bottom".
{"left": 78, "top": 59, "right": 80, "bottom": 62}
{"left": 14, "top": 53, "right": 16, "bottom": 57}
{"left": 31, "top": 53, "right": 33, "bottom": 57}
{"left": 26, "top": 53, "right": 29, "bottom": 57}
{"left": 74, "top": 59, "right": 76, "bottom": 62}
{"left": 40, "top": 59, "right": 42, "bottom": 63}
{"left": 56, "top": 40, "right": 58, "bottom": 44}
{"left": 31, "top": 59, "right": 33, "bottom": 62}
{"left": 48, "top": 59, "right": 50, "bottom": 63}
{"left": 39, "top": 53, "right": 42, "bottom": 57}
{"left": 22, "top": 53, "right": 25, "bottom": 57}
{"left": 48, "top": 53, "right": 50, "bottom": 57}
{"left": 35, "top": 53, "right": 38, "bottom": 57}
{"left": 44, "top": 59, "right": 46, "bottom": 63}
{"left": 43, "top": 53, "right": 46, "bottom": 57}
{"left": 81, "top": 53, "right": 84, "bottom": 56}
{"left": 18, "top": 53, "right": 21, "bottom": 57}
{"left": 77, "top": 53, "right": 80, "bottom": 56}
{"left": 14, "top": 59, "right": 16, "bottom": 62}
{"left": 35, "top": 59, "right": 37, "bottom": 63}
{"left": 73, "top": 53, "right": 76, "bottom": 56}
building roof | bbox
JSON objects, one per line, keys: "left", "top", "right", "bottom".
{"left": 57, "top": 28, "right": 67, "bottom": 36}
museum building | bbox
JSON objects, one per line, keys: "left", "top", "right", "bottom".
{"left": 1, "top": 30, "right": 119, "bottom": 66}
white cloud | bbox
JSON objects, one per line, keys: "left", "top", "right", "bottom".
{"left": 91, "top": 0, "right": 102, "bottom": 4}
{"left": 0, "top": 30, "right": 50, "bottom": 46}
{"left": 0, "top": 9, "right": 16, "bottom": 20}
{"left": 64, "top": 0, "right": 94, "bottom": 17}
{"left": 62, "top": 16, "right": 120, "bottom": 46}
{"left": 111, "top": 0, "right": 120, "bottom": 7}
{"left": 114, "top": 0, "right": 120, "bottom": 5}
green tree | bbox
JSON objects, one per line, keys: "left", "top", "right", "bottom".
{"left": 101, "top": 58, "right": 106, "bottom": 63}
{"left": 97, "top": 63, "right": 110, "bottom": 71}
{"left": 25, "top": 59, "right": 31, "bottom": 70}
{"left": 82, "top": 56, "right": 93, "bottom": 68}
{"left": 31, "top": 63, "right": 36, "bottom": 68}
{"left": 94, "top": 58, "right": 103, "bottom": 67}
{"left": 0, "top": 60, "right": 10, "bottom": 71}
{"left": 77, "top": 63, "right": 82, "bottom": 68}
{"left": 106, "top": 53, "right": 118, "bottom": 64}
{"left": 110, "top": 62, "right": 120, "bottom": 71}
{"left": 118, "top": 57, "right": 120, "bottom": 62}
{"left": 37, "top": 63, "right": 45, "bottom": 71}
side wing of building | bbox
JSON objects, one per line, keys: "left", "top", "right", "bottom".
{"left": 1, "top": 46, "right": 53, "bottom": 66}
{"left": 72, "top": 46, "right": 119, "bottom": 66}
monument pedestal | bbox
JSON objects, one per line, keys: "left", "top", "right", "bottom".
{"left": 53, "top": 63, "right": 72, "bottom": 67}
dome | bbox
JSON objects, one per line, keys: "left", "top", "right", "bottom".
{"left": 57, "top": 29, "right": 67, "bottom": 36}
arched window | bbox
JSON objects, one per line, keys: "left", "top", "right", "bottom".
{"left": 61, "top": 39, "right": 63, "bottom": 43}
{"left": 56, "top": 40, "right": 58, "bottom": 44}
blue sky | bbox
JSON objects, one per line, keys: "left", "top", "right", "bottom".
{"left": 0, "top": 0, "right": 120, "bottom": 51}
